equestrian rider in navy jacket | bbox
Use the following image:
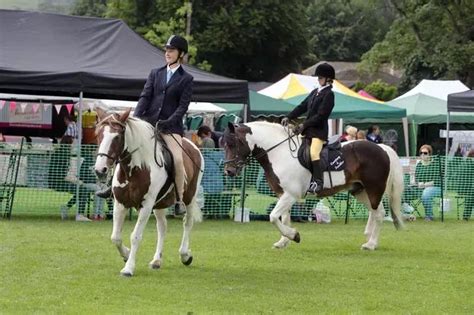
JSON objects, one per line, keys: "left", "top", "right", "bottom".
{"left": 135, "top": 34, "right": 193, "bottom": 215}
{"left": 96, "top": 35, "right": 193, "bottom": 215}
{"left": 281, "top": 63, "right": 336, "bottom": 194}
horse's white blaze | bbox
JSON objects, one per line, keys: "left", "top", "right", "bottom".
{"left": 95, "top": 126, "right": 118, "bottom": 172}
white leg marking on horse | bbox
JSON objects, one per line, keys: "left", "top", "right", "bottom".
{"left": 273, "top": 212, "right": 291, "bottom": 249}
{"left": 120, "top": 198, "right": 155, "bottom": 277}
{"left": 179, "top": 199, "right": 198, "bottom": 265}
{"left": 355, "top": 191, "right": 382, "bottom": 250}
{"left": 269, "top": 193, "right": 298, "bottom": 242}
{"left": 362, "top": 203, "right": 384, "bottom": 250}
{"left": 110, "top": 200, "right": 130, "bottom": 261}
{"left": 149, "top": 209, "right": 167, "bottom": 269}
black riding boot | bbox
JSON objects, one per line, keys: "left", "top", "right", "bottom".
{"left": 96, "top": 177, "right": 113, "bottom": 199}
{"left": 96, "top": 186, "right": 112, "bottom": 198}
{"left": 308, "top": 160, "right": 324, "bottom": 193}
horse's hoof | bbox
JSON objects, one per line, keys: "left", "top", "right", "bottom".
{"left": 272, "top": 238, "right": 290, "bottom": 249}
{"left": 182, "top": 255, "right": 193, "bottom": 266}
{"left": 149, "top": 262, "right": 161, "bottom": 269}
{"left": 293, "top": 232, "right": 301, "bottom": 243}
{"left": 120, "top": 271, "right": 133, "bottom": 277}
{"left": 361, "top": 243, "right": 376, "bottom": 251}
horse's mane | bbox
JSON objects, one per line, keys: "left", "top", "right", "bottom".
{"left": 245, "top": 121, "right": 290, "bottom": 146}
{"left": 124, "top": 117, "right": 159, "bottom": 168}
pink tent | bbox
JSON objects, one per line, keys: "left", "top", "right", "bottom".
{"left": 358, "top": 90, "right": 378, "bottom": 100}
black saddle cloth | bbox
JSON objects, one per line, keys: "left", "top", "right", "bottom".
{"left": 297, "top": 136, "right": 345, "bottom": 173}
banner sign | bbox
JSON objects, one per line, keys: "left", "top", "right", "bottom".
{"left": 0, "top": 100, "right": 53, "bottom": 129}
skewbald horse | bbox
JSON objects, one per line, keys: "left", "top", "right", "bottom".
{"left": 223, "top": 121, "right": 404, "bottom": 250}
{"left": 94, "top": 108, "right": 203, "bottom": 276}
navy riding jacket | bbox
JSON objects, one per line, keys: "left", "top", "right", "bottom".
{"left": 134, "top": 65, "right": 194, "bottom": 136}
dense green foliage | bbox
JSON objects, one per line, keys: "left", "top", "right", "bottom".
{"left": 1, "top": 0, "right": 472, "bottom": 87}
{"left": 360, "top": 0, "right": 474, "bottom": 92}
{"left": 307, "top": 0, "right": 394, "bottom": 62}
{"left": 354, "top": 80, "right": 398, "bottom": 101}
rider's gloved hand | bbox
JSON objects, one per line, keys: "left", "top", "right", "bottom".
{"left": 294, "top": 124, "right": 304, "bottom": 135}
{"left": 157, "top": 119, "right": 172, "bottom": 131}
{"left": 281, "top": 117, "right": 289, "bottom": 127}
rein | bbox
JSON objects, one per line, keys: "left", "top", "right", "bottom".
{"left": 224, "top": 126, "right": 299, "bottom": 167}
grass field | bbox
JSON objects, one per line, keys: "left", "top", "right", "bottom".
{"left": 0, "top": 217, "right": 472, "bottom": 314}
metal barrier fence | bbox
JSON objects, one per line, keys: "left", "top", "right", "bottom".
{"left": 1, "top": 142, "right": 472, "bottom": 221}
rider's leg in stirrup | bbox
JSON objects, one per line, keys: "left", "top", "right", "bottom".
{"left": 163, "top": 134, "right": 186, "bottom": 216}
{"left": 308, "top": 138, "right": 324, "bottom": 193}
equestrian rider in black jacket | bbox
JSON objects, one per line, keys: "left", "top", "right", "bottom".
{"left": 281, "top": 63, "right": 336, "bottom": 193}
{"left": 97, "top": 35, "right": 193, "bottom": 215}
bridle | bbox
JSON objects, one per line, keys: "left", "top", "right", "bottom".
{"left": 224, "top": 126, "right": 299, "bottom": 169}
{"left": 95, "top": 114, "right": 139, "bottom": 164}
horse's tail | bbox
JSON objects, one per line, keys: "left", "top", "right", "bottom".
{"left": 189, "top": 144, "right": 204, "bottom": 223}
{"left": 379, "top": 144, "right": 405, "bottom": 230}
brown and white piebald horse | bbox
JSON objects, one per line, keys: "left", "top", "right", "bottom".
{"left": 94, "top": 108, "right": 203, "bottom": 277}
{"left": 223, "top": 122, "right": 404, "bottom": 250}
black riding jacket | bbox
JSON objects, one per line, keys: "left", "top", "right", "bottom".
{"left": 286, "top": 85, "right": 335, "bottom": 140}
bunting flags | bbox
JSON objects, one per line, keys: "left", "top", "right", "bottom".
{"left": 32, "top": 103, "right": 41, "bottom": 113}
{"left": 9, "top": 101, "right": 16, "bottom": 112}
{"left": 20, "top": 103, "right": 28, "bottom": 113}
{"left": 65, "top": 103, "right": 73, "bottom": 114}
{"left": 54, "top": 104, "right": 62, "bottom": 114}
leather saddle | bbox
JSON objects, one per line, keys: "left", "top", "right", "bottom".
{"left": 297, "top": 135, "right": 346, "bottom": 174}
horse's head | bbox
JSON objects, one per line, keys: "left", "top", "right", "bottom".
{"left": 94, "top": 107, "right": 131, "bottom": 178}
{"left": 222, "top": 122, "right": 252, "bottom": 177}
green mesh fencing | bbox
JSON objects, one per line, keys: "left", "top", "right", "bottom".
{"left": 2, "top": 143, "right": 472, "bottom": 222}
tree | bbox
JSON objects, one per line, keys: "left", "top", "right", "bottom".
{"left": 144, "top": 2, "right": 207, "bottom": 69}
{"left": 360, "top": 0, "right": 474, "bottom": 91}
{"left": 191, "top": 0, "right": 311, "bottom": 81}
{"left": 71, "top": 0, "right": 107, "bottom": 17}
{"left": 306, "top": 0, "right": 394, "bottom": 62}
{"left": 364, "top": 80, "right": 398, "bottom": 101}
{"left": 106, "top": 0, "right": 158, "bottom": 34}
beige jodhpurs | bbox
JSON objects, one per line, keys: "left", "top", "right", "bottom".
{"left": 162, "top": 134, "right": 185, "bottom": 201}
{"left": 310, "top": 138, "right": 324, "bottom": 161}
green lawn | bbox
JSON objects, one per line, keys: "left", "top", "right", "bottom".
{"left": 0, "top": 217, "right": 472, "bottom": 314}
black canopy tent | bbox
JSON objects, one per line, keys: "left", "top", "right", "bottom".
{"left": 443, "top": 90, "right": 474, "bottom": 221}
{"left": 447, "top": 90, "right": 474, "bottom": 112}
{"left": 445, "top": 90, "right": 474, "bottom": 153}
{"left": 0, "top": 9, "right": 248, "bottom": 103}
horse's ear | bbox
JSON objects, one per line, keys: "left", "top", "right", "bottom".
{"left": 95, "top": 107, "right": 106, "bottom": 120}
{"left": 119, "top": 108, "right": 132, "bottom": 123}
{"left": 227, "top": 122, "right": 235, "bottom": 133}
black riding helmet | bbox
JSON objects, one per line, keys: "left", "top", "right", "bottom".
{"left": 314, "top": 63, "right": 335, "bottom": 80}
{"left": 165, "top": 35, "right": 188, "bottom": 55}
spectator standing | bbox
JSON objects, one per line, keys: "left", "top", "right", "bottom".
{"left": 340, "top": 125, "right": 357, "bottom": 142}
{"left": 61, "top": 114, "right": 78, "bottom": 144}
{"left": 366, "top": 125, "right": 383, "bottom": 143}
{"left": 356, "top": 130, "right": 366, "bottom": 140}
{"left": 197, "top": 125, "right": 216, "bottom": 149}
